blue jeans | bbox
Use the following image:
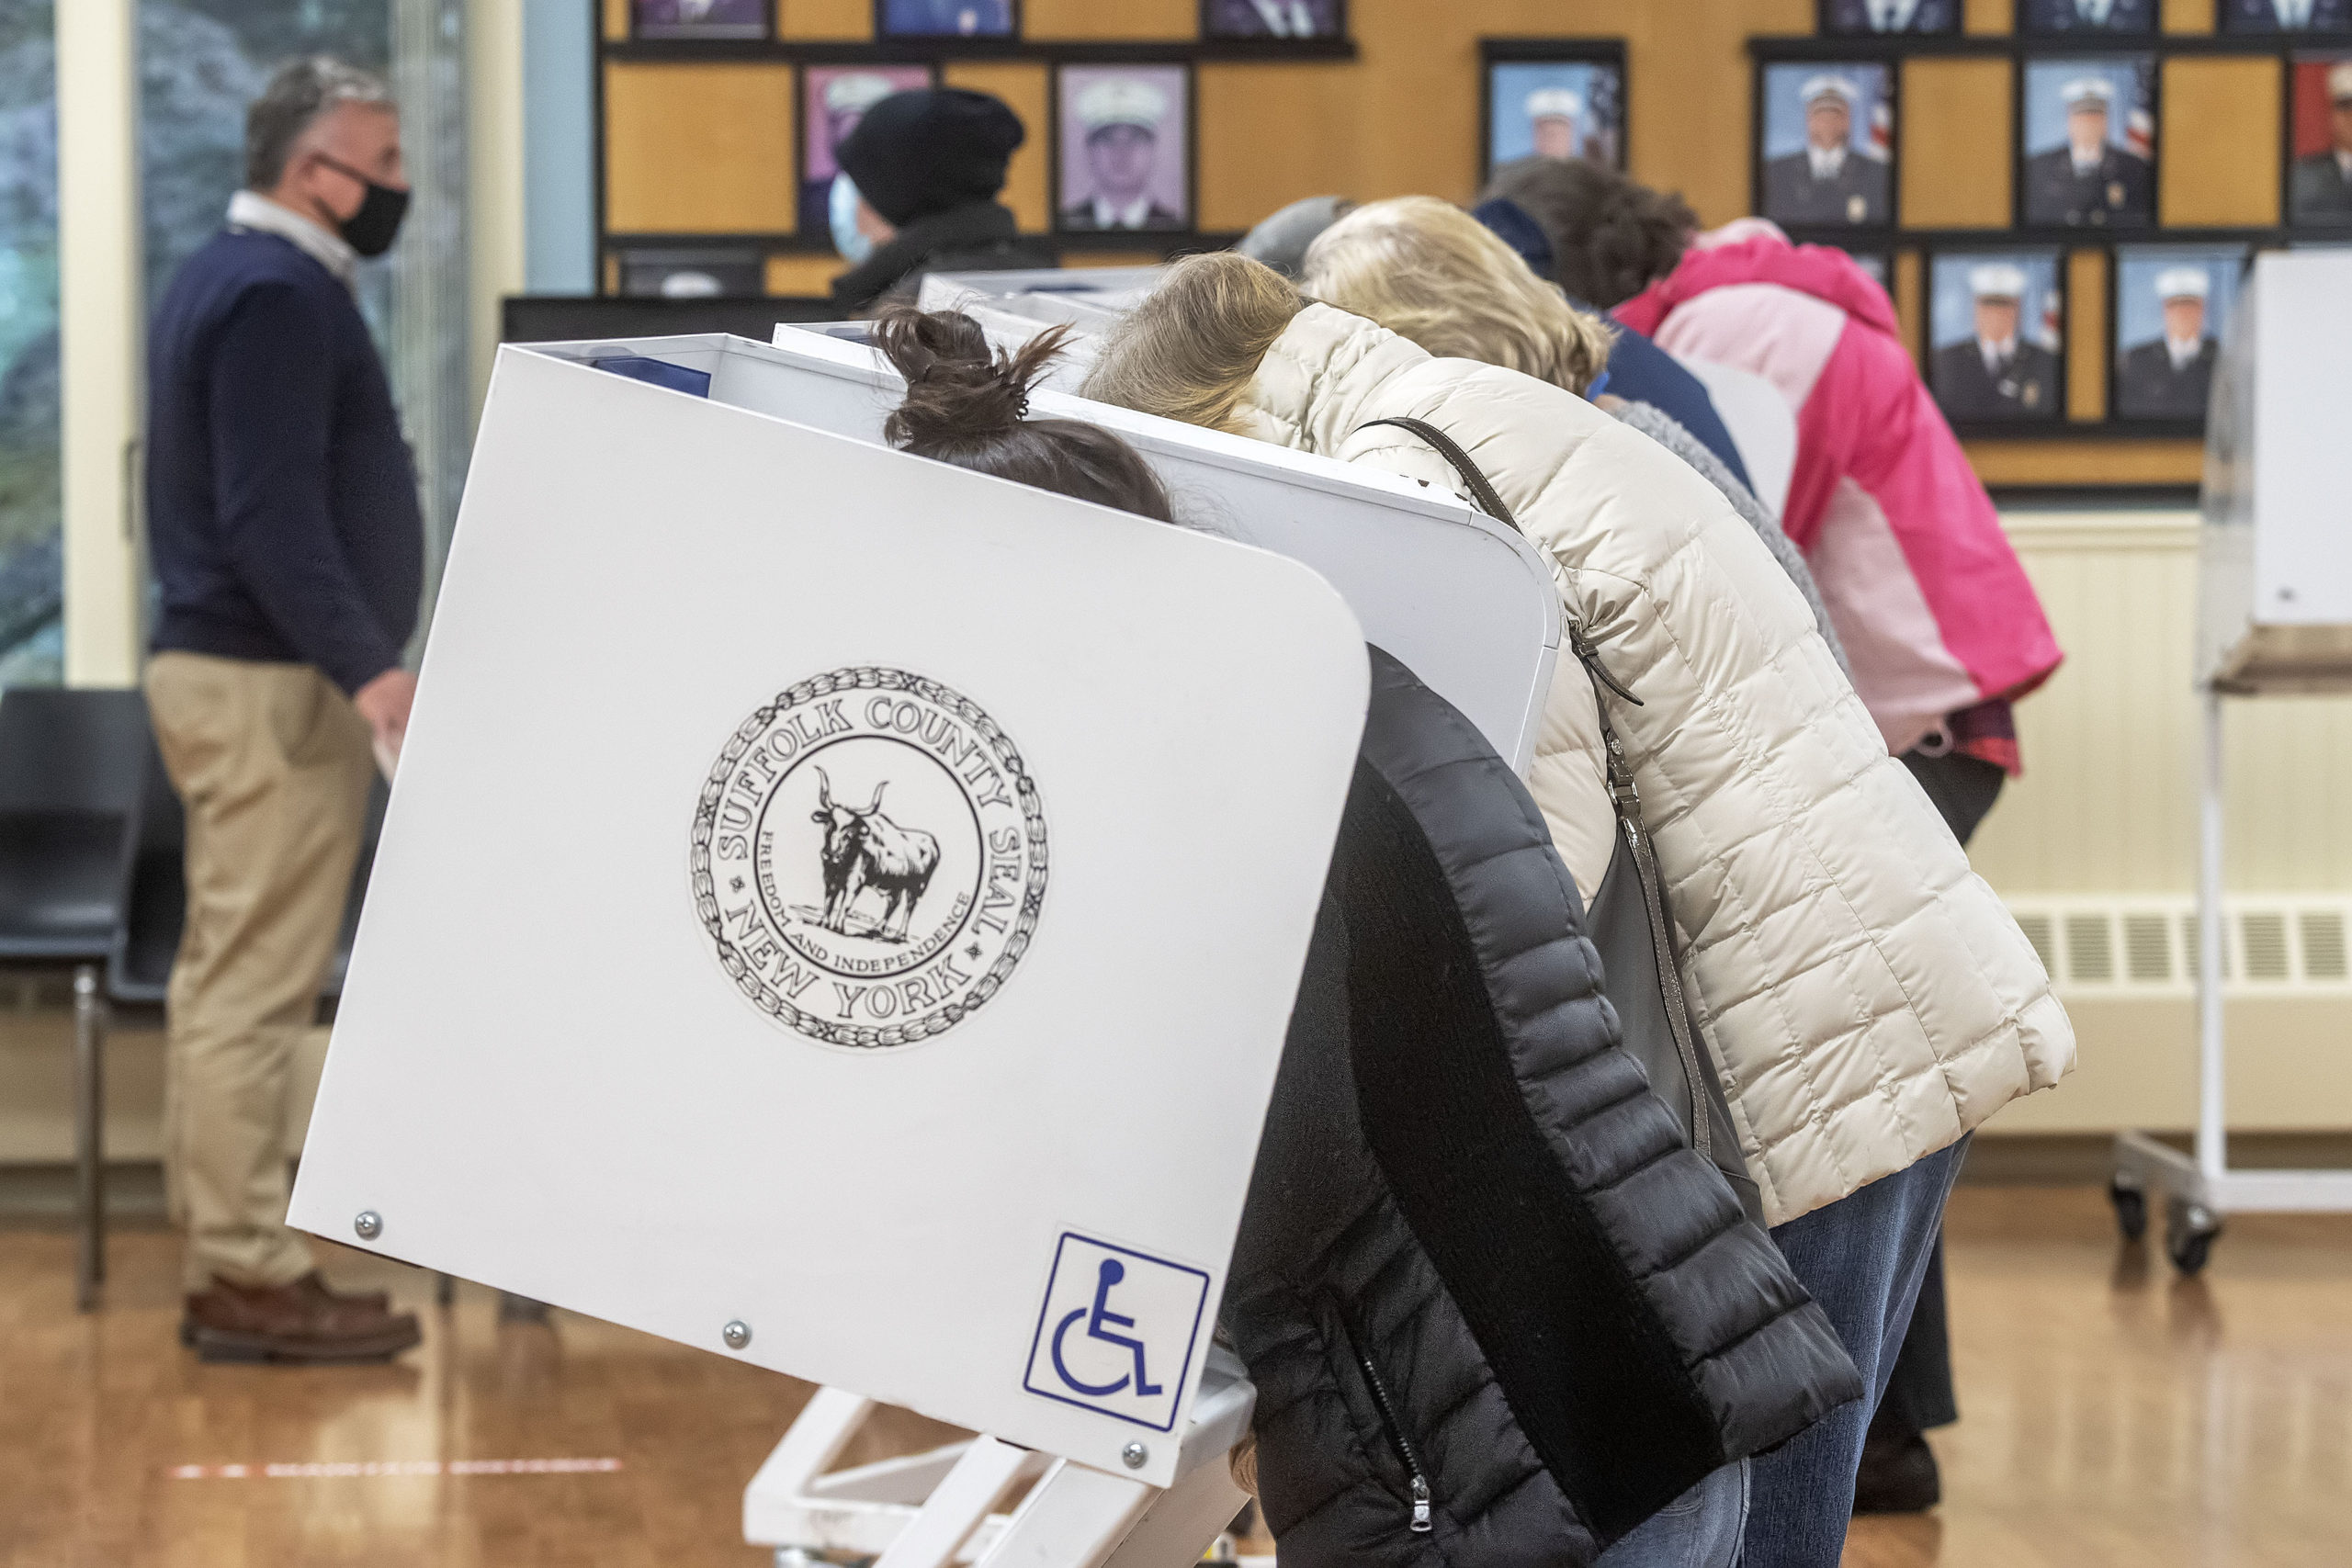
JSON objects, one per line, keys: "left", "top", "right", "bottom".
{"left": 1738, "top": 1135, "right": 1971, "bottom": 1568}
{"left": 1597, "top": 1459, "right": 1748, "bottom": 1568}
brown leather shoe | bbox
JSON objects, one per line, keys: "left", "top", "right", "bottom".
{"left": 182, "top": 1274, "right": 422, "bottom": 1364}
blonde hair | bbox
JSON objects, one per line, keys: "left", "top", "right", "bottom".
{"left": 1079, "top": 252, "right": 1306, "bottom": 434}
{"left": 1300, "top": 195, "right": 1615, "bottom": 396}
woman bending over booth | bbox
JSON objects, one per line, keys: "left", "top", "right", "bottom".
{"left": 1078, "top": 254, "right": 2074, "bottom": 1568}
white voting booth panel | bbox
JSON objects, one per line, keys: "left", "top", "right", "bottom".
{"left": 2114, "top": 250, "right": 2352, "bottom": 1266}
{"left": 286, "top": 344, "right": 1371, "bottom": 1494}
{"left": 509, "top": 329, "right": 1560, "bottom": 775}
{"left": 2197, "top": 251, "right": 2352, "bottom": 694}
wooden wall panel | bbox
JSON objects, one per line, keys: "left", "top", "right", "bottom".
{"left": 1023, "top": 0, "right": 1193, "bottom": 39}
{"left": 2067, "top": 248, "right": 2108, "bottom": 423}
{"left": 1196, "top": 63, "right": 1362, "bottom": 231}
{"left": 767, "top": 254, "right": 850, "bottom": 294}
{"left": 605, "top": 63, "right": 797, "bottom": 233}
{"left": 943, "top": 62, "right": 1050, "bottom": 232}
{"left": 782, "top": 0, "right": 872, "bottom": 41}
{"left": 1963, "top": 437, "right": 2203, "bottom": 486}
{"left": 2162, "top": 0, "right": 2217, "bottom": 31}
{"left": 1962, "top": 0, "right": 2014, "bottom": 32}
{"left": 1901, "top": 59, "right": 2013, "bottom": 230}
{"left": 1894, "top": 250, "right": 1924, "bottom": 369}
{"left": 2162, "top": 57, "right": 2282, "bottom": 228}
{"left": 604, "top": 0, "right": 628, "bottom": 42}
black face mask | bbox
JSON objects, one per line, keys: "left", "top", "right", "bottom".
{"left": 314, "top": 153, "right": 411, "bottom": 258}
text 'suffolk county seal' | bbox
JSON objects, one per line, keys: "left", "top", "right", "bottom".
{"left": 690, "top": 668, "right": 1048, "bottom": 1050}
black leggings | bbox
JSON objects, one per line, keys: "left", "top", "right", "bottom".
{"left": 1880, "top": 748, "right": 2007, "bottom": 1436}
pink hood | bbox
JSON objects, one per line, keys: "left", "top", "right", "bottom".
{"left": 1616, "top": 232, "right": 1898, "bottom": 342}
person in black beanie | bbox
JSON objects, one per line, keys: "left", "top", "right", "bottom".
{"left": 830, "top": 87, "right": 1055, "bottom": 311}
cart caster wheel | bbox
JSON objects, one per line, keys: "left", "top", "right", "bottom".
{"left": 2109, "top": 1177, "right": 2147, "bottom": 1241}
{"left": 2165, "top": 1201, "right": 2221, "bottom": 1275}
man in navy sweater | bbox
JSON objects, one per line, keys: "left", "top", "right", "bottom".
{"left": 145, "top": 58, "right": 423, "bottom": 1363}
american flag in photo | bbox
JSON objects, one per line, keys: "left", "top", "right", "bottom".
{"left": 2125, "top": 59, "right": 2155, "bottom": 160}
{"left": 2038, "top": 284, "right": 2064, "bottom": 351}
{"left": 1869, "top": 96, "right": 1894, "bottom": 161}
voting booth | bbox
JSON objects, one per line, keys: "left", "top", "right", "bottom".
{"left": 2114, "top": 252, "right": 2352, "bottom": 1272}
{"left": 288, "top": 325, "right": 1564, "bottom": 1565}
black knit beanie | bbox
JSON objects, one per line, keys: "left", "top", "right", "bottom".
{"left": 836, "top": 88, "right": 1025, "bottom": 228}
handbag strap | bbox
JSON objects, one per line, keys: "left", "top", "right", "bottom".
{"left": 1353, "top": 415, "right": 1713, "bottom": 1157}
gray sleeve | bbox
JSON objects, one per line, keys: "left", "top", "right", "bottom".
{"left": 1610, "top": 400, "right": 1853, "bottom": 680}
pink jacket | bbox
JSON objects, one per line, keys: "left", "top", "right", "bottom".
{"left": 1616, "top": 231, "right": 2062, "bottom": 758}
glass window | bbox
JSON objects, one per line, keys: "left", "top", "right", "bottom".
{"left": 0, "top": 0, "right": 58, "bottom": 686}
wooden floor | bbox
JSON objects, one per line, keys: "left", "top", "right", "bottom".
{"left": 0, "top": 1186, "right": 2346, "bottom": 1567}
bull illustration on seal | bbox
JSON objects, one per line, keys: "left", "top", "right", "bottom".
{"left": 810, "top": 766, "right": 942, "bottom": 942}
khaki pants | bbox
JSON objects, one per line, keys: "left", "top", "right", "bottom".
{"left": 147, "top": 652, "right": 376, "bottom": 1292}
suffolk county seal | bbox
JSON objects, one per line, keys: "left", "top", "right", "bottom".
{"left": 690, "top": 668, "right": 1047, "bottom": 1050}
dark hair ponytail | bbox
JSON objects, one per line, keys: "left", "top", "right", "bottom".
{"left": 871, "top": 306, "right": 1175, "bottom": 525}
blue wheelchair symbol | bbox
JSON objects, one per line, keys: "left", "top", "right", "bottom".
{"left": 1023, "top": 1231, "right": 1209, "bottom": 1433}
{"left": 1048, "top": 1258, "right": 1162, "bottom": 1398}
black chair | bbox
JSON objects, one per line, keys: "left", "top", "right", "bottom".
{"left": 0, "top": 687, "right": 149, "bottom": 1310}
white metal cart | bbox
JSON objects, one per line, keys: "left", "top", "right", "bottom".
{"left": 2110, "top": 251, "right": 2352, "bottom": 1271}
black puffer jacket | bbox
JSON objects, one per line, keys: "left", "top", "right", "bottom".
{"left": 1225, "top": 649, "right": 1860, "bottom": 1565}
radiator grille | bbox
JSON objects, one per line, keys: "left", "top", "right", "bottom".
{"left": 2004, "top": 897, "right": 2352, "bottom": 995}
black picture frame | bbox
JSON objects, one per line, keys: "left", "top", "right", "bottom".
{"left": 797, "top": 61, "right": 943, "bottom": 238}
{"left": 1199, "top": 0, "right": 1349, "bottom": 43}
{"left": 1815, "top": 0, "right": 1962, "bottom": 37}
{"left": 2013, "top": 50, "right": 2162, "bottom": 232}
{"left": 1477, "top": 39, "right": 1631, "bottom": 186}
{"left": 2104, "top": 243, "right": 2254, "bottom": 429}
{"left": 1047, "top": 61, "right": 1201, "bottom": 243}
{"left": 1921, "top": 246, "right": 2073, "bottom": 435}
{"left": 629, "top": 0, "right": 773, "bottom": 41}
{"left": 2017, "top": 0, "right": 2161, "bottom": 33}
{"left": 1750, "top": 54, "right": 1902, "bottom": 234}
{"left": 2216, "top": 0, "right": 2352, "bottom": 37}
{"left": 875, "top": 0, "right": 1022, "bottom": 41}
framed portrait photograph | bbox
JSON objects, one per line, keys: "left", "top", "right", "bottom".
{"left": 1927, "top": 251, "right": 2065, "bottom": 425}
{"left": 1202, "top": 0, "right": 1346, "bottom": 39}
{"left": 631, "top": 0, "right": 770, "bottom": 39}
{"left": 618, "top": 246, "right": 767, "bottom": 299}
{"left": 1757, "top": 62, "right": 1894, "bottom": 228}
{"left": 2018, "top": 0, "right": 2158, "bottom": 31}
{"left": 2290, "top": 56, "right": 2352, "bottom": 224}
{"left": 2019, "top": 56, "right": 2156, "bottom": 229}
{"left": 1482, "top": 51, "right": 1627, "bottom": 178}
{"left": 1817, "top": 0, "right": 1962, "bottom": 35}
{"left": 802, "top": 65, "right": 936, "bottom": 235}
{"left": 2110, "top": 245, "right": 2248, "bottom": 422}
{"left": 1054, "top": 64, "right": 1193, "bottom": 234}
{"left": 877, "top": 0, "right": 1018, "bottom": 39}
{"left": 2218, "top": 0, "right": 2352, "bottom": 34}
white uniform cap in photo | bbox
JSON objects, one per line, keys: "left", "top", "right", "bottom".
{"left": 2155, "top": 266, "right": 2211, "bottom": 302}
{"left": 2330, "top": 61, "right": 2352, "bottom": 103}
{"left": 1524, "top": 87, "right": 1584, "bottom": 122}
{"left": 1076, "top": 77, "right": 1169, "bottom": 134}
{"left": 1801, "top": 74, "right": 1860, "bottom": 108}
{"left": 2063, "top": 76, "right": 2115, "bottom": 110}
{"left": 824, "top": 73, "right": 903, "bottom": 115}
{"left": 1971, "top": 262, "right": 2029, "bottom": 300}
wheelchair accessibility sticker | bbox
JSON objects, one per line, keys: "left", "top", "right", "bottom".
{"left": 1022, "top": 1232, "right": 1211, "bottom": 1434}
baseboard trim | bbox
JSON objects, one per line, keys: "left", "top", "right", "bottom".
{"left": 1962, "top": 1131, "right": 2352, "bottom": 1185}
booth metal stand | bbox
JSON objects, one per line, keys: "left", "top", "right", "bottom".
{"left": 2109, "top": 251, "right": 2352, "bottom": 1272}
{"left": 744, "top": 1349, "right": 1254, "bottom": 1568}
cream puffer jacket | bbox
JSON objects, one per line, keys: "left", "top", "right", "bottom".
{"left": 1236, "top": 305, "right": 2073, "bottom": 1226}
